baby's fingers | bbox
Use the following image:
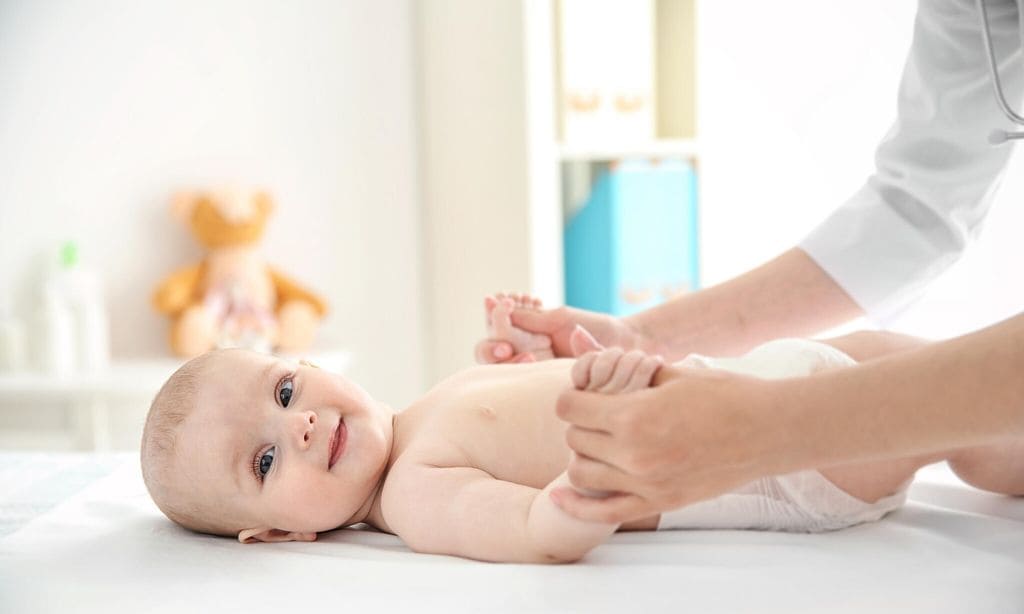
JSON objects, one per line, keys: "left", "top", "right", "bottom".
{"left": 586, "top": 348, "right": 624, "bottom": 391}
{"left": 625, "top": 354, "right": 664, "bottom": 392}
{"left": 572, "top": 351, "right": 599, "bottom": 389}
{"left": 598, "top": 350, "right": 644, "bottom": 393}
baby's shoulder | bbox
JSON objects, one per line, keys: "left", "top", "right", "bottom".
{"left": 378, "top": 451, "right": 488, "bottom": 542}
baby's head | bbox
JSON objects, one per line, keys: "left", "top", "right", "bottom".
{"left": 141, "top": 349, "right": 394, "bottom": 543}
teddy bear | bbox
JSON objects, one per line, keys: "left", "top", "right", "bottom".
{"left": 152, "top": 188, "right": 328, "bottom": 357}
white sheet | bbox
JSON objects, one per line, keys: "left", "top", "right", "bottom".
{"left": 1, "top": 457, "right": 1021, "bottom": 613}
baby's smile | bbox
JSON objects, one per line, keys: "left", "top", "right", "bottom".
{"left": 328, "top": 419, "right": 347, "bottom": 470}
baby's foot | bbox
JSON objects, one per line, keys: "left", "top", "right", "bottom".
{"left": 485, "top": 293, "right": 555, "bottom": 362}
{"left": 571, "top": 346, "right": 664, "bottom": 393}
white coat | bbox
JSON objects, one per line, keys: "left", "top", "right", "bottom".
{"left": 800, "top": 0, "right": 1024, "bottom": 320}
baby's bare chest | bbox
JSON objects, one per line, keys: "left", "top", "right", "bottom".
{"left": 400, "top": 362, "right": 575, "bottom": 488}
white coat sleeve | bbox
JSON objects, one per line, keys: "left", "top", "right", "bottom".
{"left": 800, "top": 0, "right": 1024, "bottom": 321}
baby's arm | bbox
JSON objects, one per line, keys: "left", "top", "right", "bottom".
{"left": 383, "top": 463, "right": 617, "bottom": 564}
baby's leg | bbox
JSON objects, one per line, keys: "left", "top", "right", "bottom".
{"left": 817, "top": 454, "right": 943, "bottom": 504}
{"left": 947, "top": 440, "right": 1024, "bottom": 496}
{"left": 761, "top": 332, "right": 939, "bottom": 502}
{"left": 817, "top": 329, "right": 929, "bottom": 362}
{"left": 818, "top": 331, "right": 1024, "bottom": 497}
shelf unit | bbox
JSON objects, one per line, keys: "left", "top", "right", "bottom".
{"left": 558, "top": 138, "right": 700, "bottom": 162}
{"left": 0, "top": 350, "right": 350, "bottom": 451}
{"left": 417, "top": 0, "right": 698, "bottom": 381}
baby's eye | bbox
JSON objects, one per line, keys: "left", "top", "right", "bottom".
{"left": 254, "top": 446, "right": 276, "bottom": 481}
{"left": 278, "top": 378, "right": 294, "bottom": 408}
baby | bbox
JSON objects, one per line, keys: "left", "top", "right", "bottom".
{"left": 141, "top": 294, "right": 980, "bottom": 563}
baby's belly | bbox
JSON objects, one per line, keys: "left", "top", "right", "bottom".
{"left": 429, "top": 360, "right": 579, "bottom": 488}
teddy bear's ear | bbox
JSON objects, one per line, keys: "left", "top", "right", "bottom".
{"left": 171, "top": 191, "right": 199, "bottom": 224}
{"left": 254, "top": 191, "right": 274, "bottom": 217}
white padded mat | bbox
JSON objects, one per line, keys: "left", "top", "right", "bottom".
{"left": 1, "top": 456, "right": 1022, "bottom": 613}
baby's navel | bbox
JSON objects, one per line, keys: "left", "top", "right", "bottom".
{"left": 476, "top": 405, "right": 497, "bottom": 420}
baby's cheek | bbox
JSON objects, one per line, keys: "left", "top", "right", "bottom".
{"left": 271, "top": 478, "right": 347, "bottom": 530}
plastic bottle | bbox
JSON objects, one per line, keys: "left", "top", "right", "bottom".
{"left": 40, "top": 242, "right": 111, "bottom": 374}
{"left": 39, "top": 281, "right": 75, "bottom": 375}
{"left": 0, "top": 295, "right": 26, "bottom": 372}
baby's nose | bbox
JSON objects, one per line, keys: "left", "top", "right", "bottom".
{"left": 291, "top": 410, "right": 317, "bottom": 449}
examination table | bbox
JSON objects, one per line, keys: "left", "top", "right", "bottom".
{"left": 1, "top": 452, "right": 1021, "bottom": 613}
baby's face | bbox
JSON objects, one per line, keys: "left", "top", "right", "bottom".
{"left": 173, "top": 350, "right": 393, "bottom": 538}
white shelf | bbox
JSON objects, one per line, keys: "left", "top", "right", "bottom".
{"left": 0, "top": 349, "right": 351, "bottom": 401}
{"left": 0, "top": 360, "right": 184, "bottom": 399}
{"left": 558, "top": 138, "right": 700, "bottom": 161}
{"left": 0, "top": 349, "right": 352, "bottom": 451}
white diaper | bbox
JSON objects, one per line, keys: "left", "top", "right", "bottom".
{"left": 658, "top": 338, "right": 908, "bottom": 533}
{"left": 657, "top": 469, "right": 908, "bottom": 533}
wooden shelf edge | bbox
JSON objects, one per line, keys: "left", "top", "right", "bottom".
{"left": 558, "top": 138, "right": 700, "bottom": 161}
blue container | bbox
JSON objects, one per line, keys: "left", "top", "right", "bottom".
{"left": 564, "top": 159, "right": 699, "bottom": 316}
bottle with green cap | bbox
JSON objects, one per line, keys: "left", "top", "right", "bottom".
{"left": 41, "top": 241, "right": 110, "bottom": 374}
{"left": 40, "top": 245, "right": 75, "bottom": 375}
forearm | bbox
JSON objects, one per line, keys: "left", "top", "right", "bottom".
{"left": 775, "top": 313, "right": 1024, "bottom": 472}
{"left": 526, "top": 471, "right": 618, "bottom": 562}
{"left": 626, "top": 248, "right": 863, "bottom": 360}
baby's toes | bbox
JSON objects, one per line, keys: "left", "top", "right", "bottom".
{"left": 511, "top": 293, "right": 543, "bottom": 311}
{"left": 489, "top": 299, "right": 515, "bottom": 338}
{"left": 483, "top": 295, "right": 499, "bottom": 326}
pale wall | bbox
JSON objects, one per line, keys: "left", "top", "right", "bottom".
{"left": 0, "top": 0, "right": 426, "bottom": 418}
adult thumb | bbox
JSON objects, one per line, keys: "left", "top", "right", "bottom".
{"left": 569, "top": 325, "right": 604, "bottom": 356}
{"left": 509, "top": 308, "right": 559, "bottom": 334}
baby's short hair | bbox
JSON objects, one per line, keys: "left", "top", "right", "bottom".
{"left": 141, "top": 351, "right": 237, "bottom": 536}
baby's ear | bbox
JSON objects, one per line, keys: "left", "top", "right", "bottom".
{"left": 237, "top": 527, "right": 317, "bottom": 544}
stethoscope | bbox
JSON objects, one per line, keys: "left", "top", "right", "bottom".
{"left": 979, "top": 0, "right": 1024, "bottom": 143}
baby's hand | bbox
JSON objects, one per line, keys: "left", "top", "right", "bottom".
{"left": 571, "top": 346, "right": 664, "bottom": 393}
{"left": 481, "top": 293, "right": 555, "bottom": 362}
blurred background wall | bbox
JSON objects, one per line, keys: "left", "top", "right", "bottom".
{"left": 0, "top": 0, "right": 426, "bottom": 407}
{"left": 2, "top": 0, "right": 1024, "bottom": 450}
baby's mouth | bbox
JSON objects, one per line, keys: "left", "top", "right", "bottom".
{"left": 328, "top": 419, "right": 347, "bottom": 470}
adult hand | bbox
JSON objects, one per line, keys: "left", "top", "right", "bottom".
{"left": 550, "top": 365, "right": 787, "bottom": 524}
{"left": 474, "top": 298, "right": 653, "bottom": 364}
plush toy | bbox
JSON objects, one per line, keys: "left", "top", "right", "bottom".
{"left": 152, "top": 188, "right": 327, "bottom": 357}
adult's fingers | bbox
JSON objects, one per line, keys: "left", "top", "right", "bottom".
{"left": 474, "top": 339, "right": 514, "bottom": 364}
{"left": 509, "top": 307, "right": 562, "bottom": 335}
{"left": 556, "top": 389, "right": 617, "bottom": 431}
{"left": 564, "top": 426, "right": 616, "bottom": 462}
{"left": 549, "top": 489, "right": 654, "bottom": 525}
{"left": 566, "top": 453, "right": 633, "bottom": 492}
